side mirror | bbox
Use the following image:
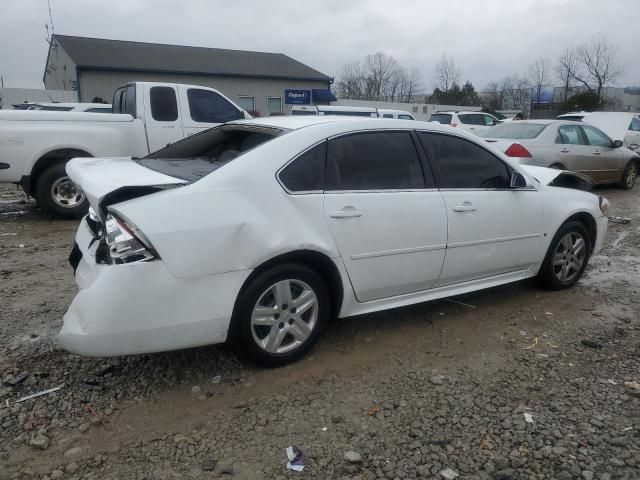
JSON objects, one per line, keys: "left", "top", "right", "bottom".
{"left": 510, "top": 171, "right": 527, "bottom": 189}
{"left": 612, "top": 139, "right": 624, "bottom": 148}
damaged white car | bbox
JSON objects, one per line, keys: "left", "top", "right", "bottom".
{"left": 60, "top": 117, "right": 608, "bottom": 366}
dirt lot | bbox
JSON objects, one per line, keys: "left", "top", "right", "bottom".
{"left": 0, "top": 182, "right": 639, "bottom": 480}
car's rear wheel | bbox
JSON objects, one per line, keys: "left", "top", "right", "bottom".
{"left": 232, "top": 263, "right": 329, "bottom": 367}
{"left": 536, "top": 221, "right": 591, "bottom": 290}
{"left": 619, "top": 160, "right": 637, "bottom": 190}
{"left": 35, "top": 163, "right": 88, "bottom": 219}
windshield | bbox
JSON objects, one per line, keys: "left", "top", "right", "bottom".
{"left": 429, "top": 113, "right": 452, "bottom": 124}
{"left": 134, "top": 124, "right": 285, "bottom": 181}
{"left": 482, "top": 123, "right": 548, "bottom": 139}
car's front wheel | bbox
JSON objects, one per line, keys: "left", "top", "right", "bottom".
{"left": 619, "top": 160, "right": 638, "bottom": 190}
{"left": 232, "top": 263, "right": 329, "bottom": 367}
{"left": 537, "top": 221, "right": 591, "bottom": 290}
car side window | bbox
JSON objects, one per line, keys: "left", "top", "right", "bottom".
{"left": 279, "top": 143, "right": 326, "bottom": 193}
{"left": 482, "top": 115, "right": 497, "bottom": 126}
{"left": 555, "top": 125, "right": 584, "bottom": 145}
{"left": 326, "top": 132, "right": 427, "bottom": 191}
{"left": 383, "top": 114, "right": 394, "bottom": 118}
{"left": 187, "top": 89, "right": 243, "bottom": 123}
{"left": 457, "top": 114, "right": 472, "bottom": 125}
{"left": 581, "top": 126, "right": 611, "bottom": 147}
{"left": 150, "top": 86, "right": 178, "bottom": 122}
{"left": 629, "top": 117, "right": 640, "bottom": 132}
{"left": 417, "top": 132, "right": 511, "bottom": 189}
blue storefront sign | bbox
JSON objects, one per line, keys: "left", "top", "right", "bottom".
{"left": 285, "top": 89, "right": 311, "bottom": 105}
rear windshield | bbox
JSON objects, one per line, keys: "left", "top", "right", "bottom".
{"left": 134, "top": 125, "right": 285, "bottom": 182}
{"left": 481, "top": 123, "right": 548, "bottom": 139}
{"left": 429, "top": 113, "right": 452, "bottom": 124}
{"left": 38, "top": 106, "right": 74, "bottom": 111}
{"left": 319, "top": 110, "right": 377, "bottom": 117}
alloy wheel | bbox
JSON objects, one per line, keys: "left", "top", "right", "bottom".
{"left": 51, "top": 176, "right": 85, "bottom": 208}
{"left": 552, "top": 232, "right": 586, "bottom": 283}
{"left": 250, "top": 279, "right": 318, "bottom": 354}
{"left": 625, "top": 163, "right": 637, "bottom": 188}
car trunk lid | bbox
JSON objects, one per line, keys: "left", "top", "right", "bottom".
{"left": 66, "top": 156, "right": 188, "bottom": 217}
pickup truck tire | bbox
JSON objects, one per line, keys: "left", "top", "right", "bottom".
{"left": 35, "top": 163, "right": 89, "bottom": 219}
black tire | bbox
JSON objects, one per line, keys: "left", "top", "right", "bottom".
{"left": 549, "top": 163, "right": 565, "bottom": 170}
{"left": 231, "top": 263, "right": 330, "bottom": 367}
{"left": 618, "top": 160, "right": 638, "bottom": 190}
{"left": 34, "top": 163, "right": 89, "bottom": 219}
{"left": 536, "top": 220, "right": 591, "bottom": 290}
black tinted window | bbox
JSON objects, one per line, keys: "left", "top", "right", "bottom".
{"left": 187, "top": 89, "right": 242, "bottom": 123}
{"left": 326, "top": 132, "right": 426, "bottom": 190}
{"left": 458, "top": 114, "right": 473, "bottom": 125}
{"left": 279, "top": 143, "right": 326, "bottom": 192}
{"left": 418, "top": 132, "right": 510, "bottom": 189}
{"left": 150, "top": 87, "right": 178, "bottom": 121}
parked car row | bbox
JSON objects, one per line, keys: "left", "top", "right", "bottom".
{"left": 60, "top": 116, "right": 608, "bottom": 366}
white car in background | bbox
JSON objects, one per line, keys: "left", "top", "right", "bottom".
{"left": 557, "top": 111, "right": 640, "bottom": 151}
{"left": 291, "top": 105, "right": 378, "bottom": 117}
{"left": 29, "top": 102, "right": 113, "bottom": 113}
{"left": 60, "top": 116, "right": 608, "bottom": 366}
{"left": 429, "top": 111, "right": 501, "bottom": 135}
{"left": 378, "top": 109, "right": 415, "bottom": 120}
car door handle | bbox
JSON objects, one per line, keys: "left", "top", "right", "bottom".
{"left": 559, "top": 148, "right": 570, "bottom": 153}
{"left": 452, "top": 202, "right": 476, "bottom": 212}
{"left": 593, "top": 150, "right": 601, "bottom": 155}
{"left": 330, "top": 207, "right": 362, "bottom": 218}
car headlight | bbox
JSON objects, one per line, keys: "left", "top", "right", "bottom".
{"left": 598, "top": 195, "right": 610, "bottom": 216}
{"left": 105, "top": 213, "right": 158, "bottom": 264}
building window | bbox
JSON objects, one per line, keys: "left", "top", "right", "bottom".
{"left": 412, "top": 106, "right": 418, "bottom": 113}
{"left": 267, "top": 97, "right": 283, "bottom": 115}
{"left": 237, "top": 96, "right": 255, "bottom": 112}
{"left": 422, "top": 106, "right": 428, "bottom": 114}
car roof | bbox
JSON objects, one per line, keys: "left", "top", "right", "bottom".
{"left": 434, "top": 110, "right": 485, "bottom": 115}
{"left": 230, "top": 115, "right": 478, "bottom": 137}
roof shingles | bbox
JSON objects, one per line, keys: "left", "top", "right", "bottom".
{"left": 53, "top": 34, "right": 331, "bottom": 82}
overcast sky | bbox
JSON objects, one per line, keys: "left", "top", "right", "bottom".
{"left": 1, "top": 0, "right": 638, "bottom": 92}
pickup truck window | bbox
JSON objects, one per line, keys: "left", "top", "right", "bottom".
{"left": 187, "top": 88, "right": 242, "bottom": 123}
{"left": 150, "top": 86, "right": 179, "bottom": 122}
{"left": 113, "top": 85, "right": 136, "bottom": 117}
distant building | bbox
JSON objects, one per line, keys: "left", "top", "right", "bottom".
{"left": 43, "top": 34, "right": 336, "bottom": 115}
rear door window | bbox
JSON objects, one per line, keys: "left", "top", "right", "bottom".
{"left": 187, "top": 89, "right": 243, "bottom": 123}
{"left": 556, "top": 125, "right": 585, "bottom": 145}
{"left": 458, "top": 114, "right": 473, "bottom": 125}
{"left": 326, "top": 131, "right": 427, "bottom": 190}
{"left": 630, "top": 117, "right": 640, "bottom": 132}
{"left": 279, "top": 143, "right": 326, "bottom": 192}
{"left": 418, "top": 132, "right": 511, "bottom": 189}
{"left": 150, "top": 86, "right": 178, "bottom": 122}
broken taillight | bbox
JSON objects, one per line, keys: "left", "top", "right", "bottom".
{"left": 104, "top": 213, "right": 158, "bottom": 264}
{"left": 504, "top": 143, "right": 532, "bottom": 158}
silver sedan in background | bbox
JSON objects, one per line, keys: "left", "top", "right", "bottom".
{"left": 482, "top": 120, "right": 639, "bottom": 189}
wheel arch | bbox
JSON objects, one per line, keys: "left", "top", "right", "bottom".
{"left": 25, "top": 148, "right": 92, "bottom": 196}
{"left": 563, "top": 211, "right": 597, "bottom": 251}
{"left": 232, "top": 250, "right": 345, "bottom": 322}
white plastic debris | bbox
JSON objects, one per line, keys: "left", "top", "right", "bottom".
{"left": 15, "top": 385, "right": 63, "bottom": 403}
{"left": 524, "top": 412, "right": 534, "bottom": 423}
{"left": 286, "top": 446, "right": 304, "bottom": 472}
{"left": 321, "top": 427, "right": 327, "bottom": 432}
{"left": 439, "top": 468, "right": 459, "bottom": 480}
{"left": 211, "top": 375, "right": 222, "bottom": 384}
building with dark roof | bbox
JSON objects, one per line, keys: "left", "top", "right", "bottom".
{"left": 43, "top": 34, "right": 335, "bottom": 114}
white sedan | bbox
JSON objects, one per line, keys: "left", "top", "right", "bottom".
{"left": 60, "top": 116, "right": 608, "bottom": 366}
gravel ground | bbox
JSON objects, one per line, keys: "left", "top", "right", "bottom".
{"left": 0, "top": 182, "right": 639, "bottom": 480}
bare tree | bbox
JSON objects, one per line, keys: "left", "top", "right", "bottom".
{"left": 529, "top": 57, "right": 551, "bottom": 103}
{"left": 482, "top": 81, "right": 503, "bottom": 110}
{"left": 434, "top": 55, "right": 461, "bottom": 95}
{"left": 573, "top": 34, "right": 623, "bottom": 101}
{"left": 555, "top": 48, "right": 579, "bottom": 103}
{"left": 335, "top": 62, "right": 367, "bottom": 100}
{"left": 500, "top": 75, "right": 530, "bottom": 112}
{"left": 393, "top": 67, "right": 423, "bottom": 103}
{"left": 364, "top": 52, "right": 400, "bottom": 101}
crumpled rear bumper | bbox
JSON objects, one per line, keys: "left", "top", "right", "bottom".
{"left": 58, "top": 217, "right": 251, "bottom": 357}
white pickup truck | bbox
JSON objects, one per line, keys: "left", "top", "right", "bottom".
{"left": 0, "top": 82, "right": 249, "bottom": 218}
